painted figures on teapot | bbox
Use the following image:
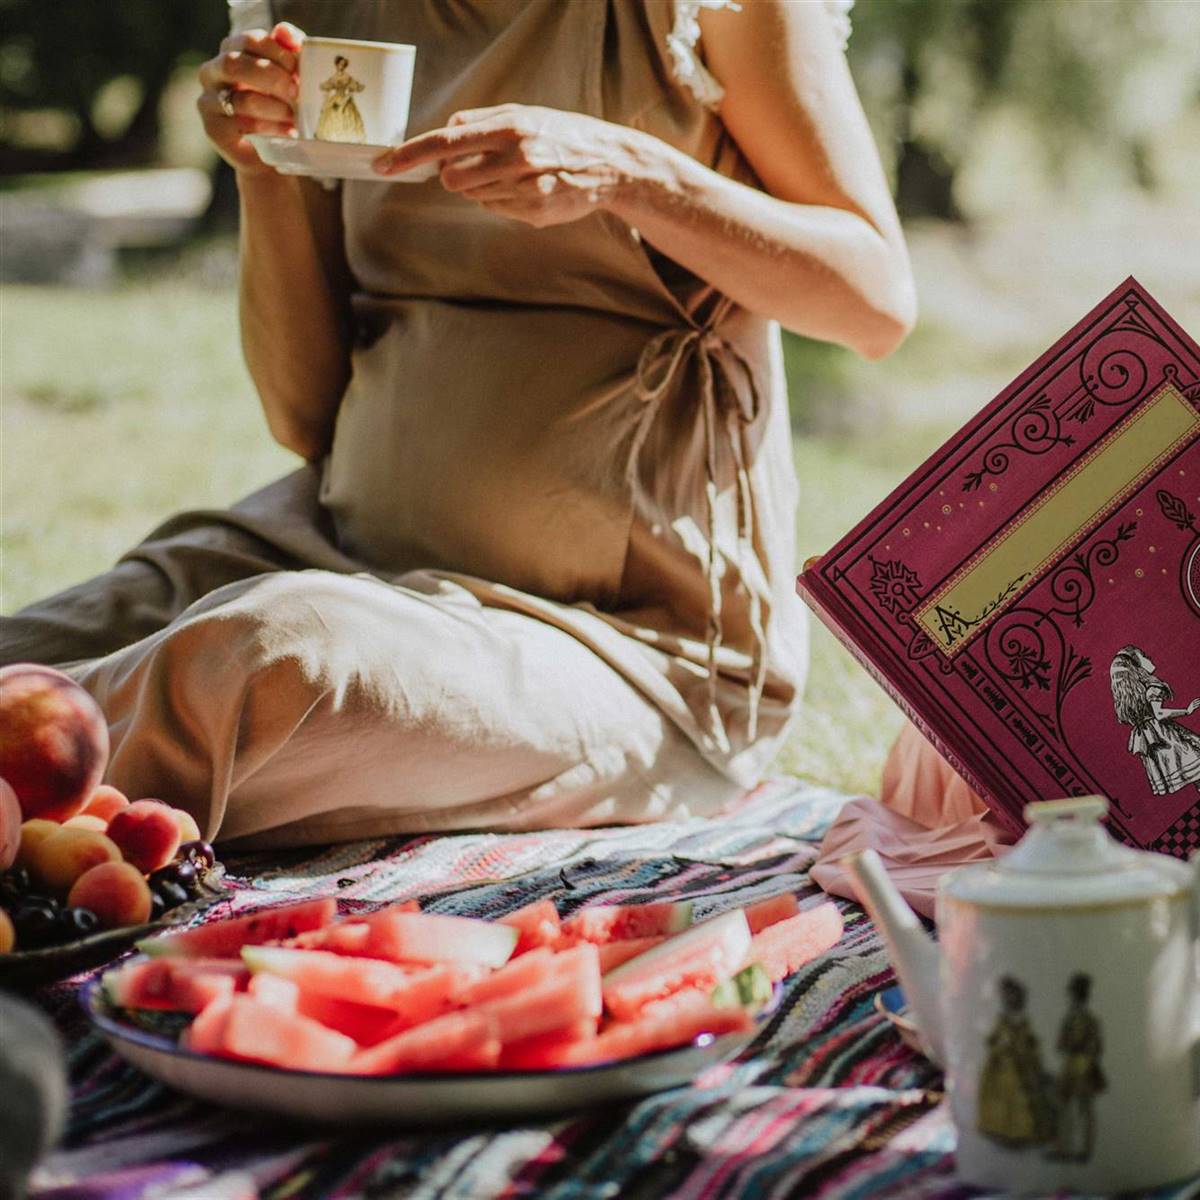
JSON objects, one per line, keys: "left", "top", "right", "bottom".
{"left": 977, "top": 972, "right": 1104, "bottom": 1162}
{"left": 846, "top": 796, "right": 1200, "bottom": 1194}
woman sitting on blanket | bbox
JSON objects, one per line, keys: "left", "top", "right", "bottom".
{"left": 1, "top": 0, "right": 938, "bottom": 848}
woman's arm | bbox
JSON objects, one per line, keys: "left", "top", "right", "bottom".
{"left": 376, "top": 0, "right": 914, "bottom": 359}
{"left": 197, "top": 24, "right": 352, "bottom": 460}
{"left": 236, "top": 173, "right": 352, "bottom": 460}
{"left": 615, "top": 0, "right": 915, "bottom": 358}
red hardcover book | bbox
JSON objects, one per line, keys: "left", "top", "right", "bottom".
{"left": 796, "top": 278, "right": 1200, "bottom": 856}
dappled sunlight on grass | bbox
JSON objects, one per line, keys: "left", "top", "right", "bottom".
{"left": 1, "top": 280, "right": 295, "bottom": 613}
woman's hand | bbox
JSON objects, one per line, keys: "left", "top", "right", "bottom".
{"left": 197, "top": 23, "right": 303, "bottom": 176}
{"left": 1187, "top": 698, "right": 1200, "bottom": 715}
{"left": 373, "top": 104, "right": 654, "bottom": 227}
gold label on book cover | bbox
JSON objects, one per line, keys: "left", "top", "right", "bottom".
{"left": 917, "top": 384, "right": 1200, "bottom": 654}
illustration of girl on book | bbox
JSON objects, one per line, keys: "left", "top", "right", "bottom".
{"left": 1110, "top": 645, "right": 1200, "bottom": 795}
{"left": 316, "top": 55, "right": 366, "bottom": 144}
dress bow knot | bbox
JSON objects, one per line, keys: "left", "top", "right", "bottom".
{"left": 628, "top": 310, "right": 769, "bottom": 753}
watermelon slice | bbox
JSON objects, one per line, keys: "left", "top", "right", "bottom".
{"left": 242, "top": 946, "right": 466, "bottom": 1026}
{"left": 559, "top": 900, "right": 693, "bottom": 944}
{"left": 358, "top": 910, "right": 518, "bottom": 968}
{"left": 596, "top": 936, "right": 664, "bottom": 973}
{"left": 534, "top": 987, "right": 754, "bottom": 1069}
{"left": 602, "top": 909, "right": 752, "bottom": 1020}
{"left": 247, "top": 971, "right": 300, "bottom": 1011}
{"left": 498, "top": 1019, "right": 598, "bottom": 1070}
{"left": 138, "top": 898, "right": 337, "bottom": 959}
{"left": 214, "top": 996, "right": 356, "bottom": 1073}
{"left": 281, "top": 901, "right": 419, "bottom": 953}
{"left": 281, "top": 921, "right": 371, "bottom": 955}
{"left": 454, "top": 946, "right": 556, "bottom": 1007}
{"left": 350, "top": 1010, "right": 499, "bottom": 1076}
{"left": 498, "top": 899, "right": 561, "bottom": 955}
{"left": 184, "top": 994, "right": 234, "bottom": 1055}
{"left": 104, "top": 959, "right": 245, "bottom": 1014}
{"left": 742, "top": 893, "right": 800, "bottom": 934}
{"left": 745, "top": 902, "right": 843, "bottom": 983}
{"left": 473, "top": 943, "right": 602, "bottom": 1044}
{"left": 294, "top": 992, "right": 407, "bottom": 1047}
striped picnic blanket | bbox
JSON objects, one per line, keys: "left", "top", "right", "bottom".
{"left": 25, "top": 781, "right": 1192, "bottom": 1200}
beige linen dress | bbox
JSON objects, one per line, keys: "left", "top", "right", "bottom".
{"left": 1, "top": 0, "right": 815, "bottom": 847}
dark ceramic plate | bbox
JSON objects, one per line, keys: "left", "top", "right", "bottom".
{"left": 0, "top": 865, "right": 229, "bottom": 990}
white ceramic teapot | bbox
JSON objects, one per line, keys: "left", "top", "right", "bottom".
{"left": 845, "top": 795, "right": 1200, "bottom": 1195}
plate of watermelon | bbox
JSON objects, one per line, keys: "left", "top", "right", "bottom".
{"left": 84, "top": 891, "right": 844, "bottom": 1123}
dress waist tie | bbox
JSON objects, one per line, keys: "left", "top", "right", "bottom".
{"left": 629, "top": 303, "right": 768, "bottom": 754}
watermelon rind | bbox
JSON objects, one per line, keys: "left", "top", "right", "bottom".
{"left": 601, "top": 909, "right": 752, "bottom": 1018}
{"left": 602, "top": 909, "right": 751, "bottom": 984}
{"left": 710, "top": 963, "right": 772, "bottom": 1013}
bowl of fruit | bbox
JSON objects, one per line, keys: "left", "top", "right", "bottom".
{"left": 0, "top": 664, "right": 227, "bottom": 989}
{"left": 83, "top": 891, "right": 845, "bottom": 1122}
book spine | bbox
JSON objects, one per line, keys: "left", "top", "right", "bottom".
{"left": 795, "top": 571, "right": 1026, "bottom": 840}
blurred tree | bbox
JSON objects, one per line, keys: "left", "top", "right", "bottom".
{"left": 0, "top": 0, "right": 225, "bottom": 171}
{"left": 847, "top": 0, "right": 1175, "bottom": 219}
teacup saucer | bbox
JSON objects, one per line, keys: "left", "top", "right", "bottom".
{"left": 248, "top": 135, "right": 438, "bottom": 184}
{"left": 874, "top": 985, "right": 928, "bottom": 1056}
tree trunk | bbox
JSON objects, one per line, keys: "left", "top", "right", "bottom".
{"left": 893, "top": 55, "right": 962, "bottom": 222}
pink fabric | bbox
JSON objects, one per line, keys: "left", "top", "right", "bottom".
{"left": 811, "top": 723, "right": 1016, "bottom": 918}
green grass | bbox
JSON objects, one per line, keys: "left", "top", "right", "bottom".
{"left": 1, "top": 280, "right": 295, "bottom": 614}
{"left": 1, "top": 277, "right": 937, "bottom": 798}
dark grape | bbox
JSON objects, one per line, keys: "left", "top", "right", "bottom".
{"left": 12, "top": 903, "right": 59, "bottom": 949}
{"left": 57, "top": 907, "right": 100, "bottom": 938}
{"left": 149, "top": 890, "right": 167, "bottom": 920}
{"left": 152, "top": 880, "right": 189, "bottom": 910}
{"left": 179, "top": 841, "right": 216, "bottom": 869}
{"left": 173, "top": 860, "right": 198, "bottom": 889}
{"left": 0, "top": 867, "right": 32, "bottom": 896}
{"left": 0, "top": 869, "right": 33, "bottom": 911}
{"left": 150, "top": 860, "right": 198, "bottom": 892}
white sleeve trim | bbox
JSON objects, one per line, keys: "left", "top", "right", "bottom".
{"left": 667, "top": 0, "right": 854, "bottom": 111}
{"left": 666, "top": 0, "right": 741, "bottom": 111}
{"left": 228, "top": 0, "right": 273, "bottom": 35}
{"left": 825, "top": 0, "right": 854, "bottom": 51}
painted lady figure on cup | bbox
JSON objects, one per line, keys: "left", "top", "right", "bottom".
{"left": 315, "top": 55, "right": 366, "bottom": 143}
{"left": 1110, "top": 646, "right": 1200, "bottom": 795}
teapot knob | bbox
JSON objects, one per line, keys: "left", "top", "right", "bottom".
{"left": 1024, "top": 795, "right": 1108, "bottom": 825}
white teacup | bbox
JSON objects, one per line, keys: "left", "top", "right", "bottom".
{"left": 297, "top": 37, "right": 416, "bottom": 147}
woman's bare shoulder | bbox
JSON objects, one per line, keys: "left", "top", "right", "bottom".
{"left": 697, "top": 0, "right": 899, "bottom": 237}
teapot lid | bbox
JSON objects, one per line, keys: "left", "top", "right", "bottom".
{"left": 942, "top": 796, "right": 1192, "bottom": 909}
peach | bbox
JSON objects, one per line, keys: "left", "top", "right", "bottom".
{"left": 64, "top": 814, "right": 109, "bottom": 833}
{"left": 0, "top": 664, "right": 108, "bottom": 822}
{"left": 68, "top": 861, "right": 152, "bottom": 929}
{"left": 82, "top": 785, "right": 129, "bottom": 824}
{"left": 0, "top": 778, "right": 20, "bottom": 871}
{"left": 14, "top": 818, "right": 60, "bottom": 871}
{"left": 30, "top": 827, "right": 122, "bottom": 893}
{"left": 172, "top": 808, "right": 202, "bottom": 844}
{"left": 105, "top": 800, "right": 180, "bottom": 874}
{"left": 0, "top": 908, "right": 13, "bottom": 954}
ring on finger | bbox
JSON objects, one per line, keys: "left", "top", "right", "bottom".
{"left": 218, "top": 86, "right": 236, "bottom": 118}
